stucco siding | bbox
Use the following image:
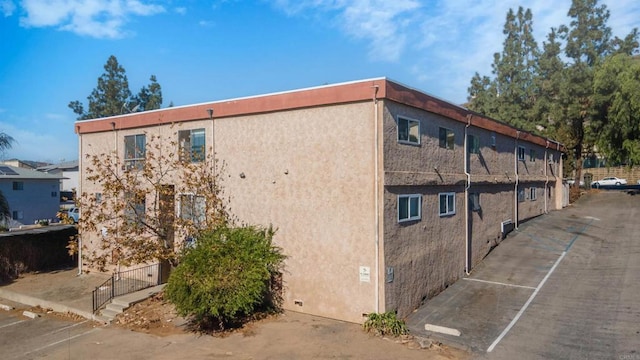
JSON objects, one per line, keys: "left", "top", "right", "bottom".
{"left": 383, "top": 186, "right": 465, "bottom": 317}
{"left": 215, "top": 102, "right": 377, "bottom": 323}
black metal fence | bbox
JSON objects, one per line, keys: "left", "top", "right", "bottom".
{"left": 92, "top": 263, "right": 162, "bottom": 313}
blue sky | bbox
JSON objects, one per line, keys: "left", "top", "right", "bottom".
{"left": 1, "top": 0, "right": 638, "bottom": 163}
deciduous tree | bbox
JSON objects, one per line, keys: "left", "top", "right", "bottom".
{"left": 75, "top": 132, "right": 227, "bottom": 271}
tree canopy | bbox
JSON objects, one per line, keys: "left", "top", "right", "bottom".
{"left": 466, "top": 0, "right": 639, "bottom": 178}
{"left": 69, "top": 55, "right": 163, "bottom": 120}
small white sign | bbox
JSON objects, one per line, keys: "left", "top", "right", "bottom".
{"left": 359, "top": 266, "right": 370, "bottom": 282}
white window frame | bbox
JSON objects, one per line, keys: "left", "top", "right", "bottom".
{"left": 468, "top": 134, "right": 480, "bottom": 154}
{"left": 518, "top": 146, "right": 526, "bottom": 161}
{"left": 180, "top": 193, "right": 206, "bottom": 225}
{"left": 439, "top": 127, "right": 455, "bottom": 150}
{"left": 124, "top": 134, "right": 146, "bottom": 169}
{"left": 178, "top": 128, "right": 206, "bottom": 162}
{"left": 398, "top": 194, "right": 421, "bottom": 222}
{"left": 469, "top": 192, "right": 481, "bottom": 212}
{"left": 530, "top": 187, "right": 537, "bottom": 201}
{"left": 397, "top": 116, "right": 420, "bottom": 145}
{"left": 439, "top": 192, "right": 456, "bottom": 216}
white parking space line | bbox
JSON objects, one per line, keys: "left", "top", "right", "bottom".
{"left": 0, "top": 320, "right": 26, "bottom": 329}
{"left": 48, "top": 320, "right": 89, "bottom": 335}
{"left": 487, "top": 251, "right": 566, "bottom": 352}
{"left": 23, "top": 328, "right": 99, "bottom": 356}
{"left": 463, "top": 278, "right": 536, "bottom": 290}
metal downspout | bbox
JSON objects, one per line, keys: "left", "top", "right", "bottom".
{"left": 464, "top": 115, "right": 472, "bottom": 275}
{"left": 77, "top": 126, "right": 83, "bottom": 276}
{"left": 544, "top": 140, "right": 550, "bottom": 214}
{"left": 515, "top": 131, "right": 520, "bottom": 230}
{"left": 372, "top": 85, "right": 381, "bottom": 313}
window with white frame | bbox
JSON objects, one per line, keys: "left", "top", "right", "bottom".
{"left": 180, "top": 194, "right": 206, "bottom": 225}
{"left": 518, "top": 189, "right": 525, "bottom": 202}
{"left": 469, "top": 193, "right": 481, "bottom": 212}
{"left": 439, "top": 192, "right": 456, "bottom": 216}
{"left": 397, "top": 117, "right": 420, "bottom": 145}
{"left": 468, "top": 134, "right": 480, "bottom": 154}
{"left": 178, "top": 129, "right": 206, "bottom": 162}
{"left": 518, "top": 146, "right": 526, "bottom": 161}
{"left": 398, "top": 194, "right": 421, "bottom": 222}
{"left": 439, "top": 127, "right": 454, "bottom": 150}
{"left": 530, "top": 187, "right": 537, "bottom": 201}
{"left": 124, "top": 134, "right": 146, "bottom": 169}
{"left": 529, "top": 149, "right": 536, "bottom": 162}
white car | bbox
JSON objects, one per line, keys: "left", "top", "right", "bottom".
{"left": 591, "top": 177, "right": 627, "bottom": 187}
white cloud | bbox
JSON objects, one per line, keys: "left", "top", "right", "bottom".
{"left": 1, "top": 0, "right": 15, "bottom": 16}
{"left": 273, "top": 0, "right": 640, "bottom": 103}
{"left": 175, "top": 6, "right": 186, "bottom": 15}
{"left": 273, "top": 0, "right": 421, "bottom": 62}
{"left": 18, "top": 0, "right": 165, "bottom": 38}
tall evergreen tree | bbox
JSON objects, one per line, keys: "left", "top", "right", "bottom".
{"left": 592, "top": 54, "right": 640, "bottom": 165}
{"left": 467, "top": 7, "right": 539, "bottom": 131}
{"left": 132, "top": 75, "right": 163, "bottom": 111}
{"left": 69, "top": 56, "right": 163, "bottom": 119}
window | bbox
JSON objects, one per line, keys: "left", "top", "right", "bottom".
{"left": 51, "top": 191, "right": 57, "bottom": 198}
{"left": 490, "top": 133, "right": 496, "bottom": 148}
{"left": 178, "top": 129, "right": 206, "bottom": 162}
{"left": 518, "top": 189, "right": 525, "bottom": 202}
{"left": 530, "top": 187, "right": 537, "bottom": 201}
{"left": 439, "top": 127, "right": 454, "bottom": 150}
{"left": 12, "top": 181, "right": 23, "bottom": 190}
{"left": 468, "top": 135, "right": 480, "bottom": 154}
{"left": 469, "top": 193, "right": 481, "bottom": 212}
{"left": 180, "top": 194, "right": 206, "bottom": 225}
{"left": 439, "top": 192, "right": 456, "bottom": 216}
{"left": 124, "top": 134, "right": 146, "bottom": 169}
{"left": 518, "top": 146, "right": 526, "bottom": 161}
{"left": 12, "top": 211, "right": 23, "bottom": 220}
{"left": 398, "top": 194, "right": 421, "bottom": 222}
{"left": 397, "top": 117, "right": 420, "bottom": 145}
{"left": 95, "top": 193, "right": 102, "bottom": 204}
{"left": 529, "top": 149, "right": 536, "bottom": 162}
{"left": 124, "top": 192, "right": 145, "bottom": 225}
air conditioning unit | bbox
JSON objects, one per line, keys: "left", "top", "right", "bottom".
{"left": 501, "top": 219, "right": 514, "bottom": 239}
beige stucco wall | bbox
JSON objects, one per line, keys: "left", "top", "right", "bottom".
{"left": 80, "top": 104, "right": 379, "bottom": 323}
{"left": 214, "top": 102, "right": 379, "bottom": 323}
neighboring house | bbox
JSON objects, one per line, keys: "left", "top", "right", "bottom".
{"left": 37, "top": 160, "right": 79, "bottom": 192}
{"left": 0, "top": 165, "right": 62, "bottom": 226}
{"left": 1, "top": 159, "right": 50, "bottom": 170}
{"left": 76, "top": 78, "right": 564, "bottom": 323}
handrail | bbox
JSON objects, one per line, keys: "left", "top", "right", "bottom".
{"left": 92, "top": 262, "right": 162, "bottom": 313}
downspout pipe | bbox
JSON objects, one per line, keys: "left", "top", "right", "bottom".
{"left": 464, "top": 114, "right": 472, "bottom": 275}
{"left": 544, "top": 140, "right": 550, "bottom": 214}
{"left": 77, "top": 126, "right": 83, "bottom": 276}
{"left": 515, "top": 131, "right": 520, "bottom": 230}
{"left": 371, "top": 85, "right": 381, "bottom": 313}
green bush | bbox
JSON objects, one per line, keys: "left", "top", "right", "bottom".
{"left": 165, "top": 225, "right": 285, "bottom": 331}
{"left": 363, "top": 311, "right": 408, "bottom": 337}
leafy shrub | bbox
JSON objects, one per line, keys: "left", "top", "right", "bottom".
{"left": 165, "top": 225, "right": 285, "bottom": 331}
{"left": 363, "top": 311, "right": 408, "bottom": 337}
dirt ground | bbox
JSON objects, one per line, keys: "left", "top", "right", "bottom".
{"left": 112, "top": 292, "right": 470, "bottom": 360}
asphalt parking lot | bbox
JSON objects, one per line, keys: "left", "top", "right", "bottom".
{"left": 406, "top": 191, "right": 640, "bottom": 359}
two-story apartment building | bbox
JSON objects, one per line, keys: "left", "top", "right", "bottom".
{"left": 76, "top": 78, "right": 564, "bottom": 323}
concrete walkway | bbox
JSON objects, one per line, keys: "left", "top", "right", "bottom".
{"left": 0, "top": 268, "right": 163, "bottom": 323}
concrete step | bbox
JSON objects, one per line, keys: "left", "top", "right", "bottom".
{"left": 100, "top": 307, "right": 121, "bottom": 320}
{"left": 105, "top": 302, "right": 128, "bottom": 312}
